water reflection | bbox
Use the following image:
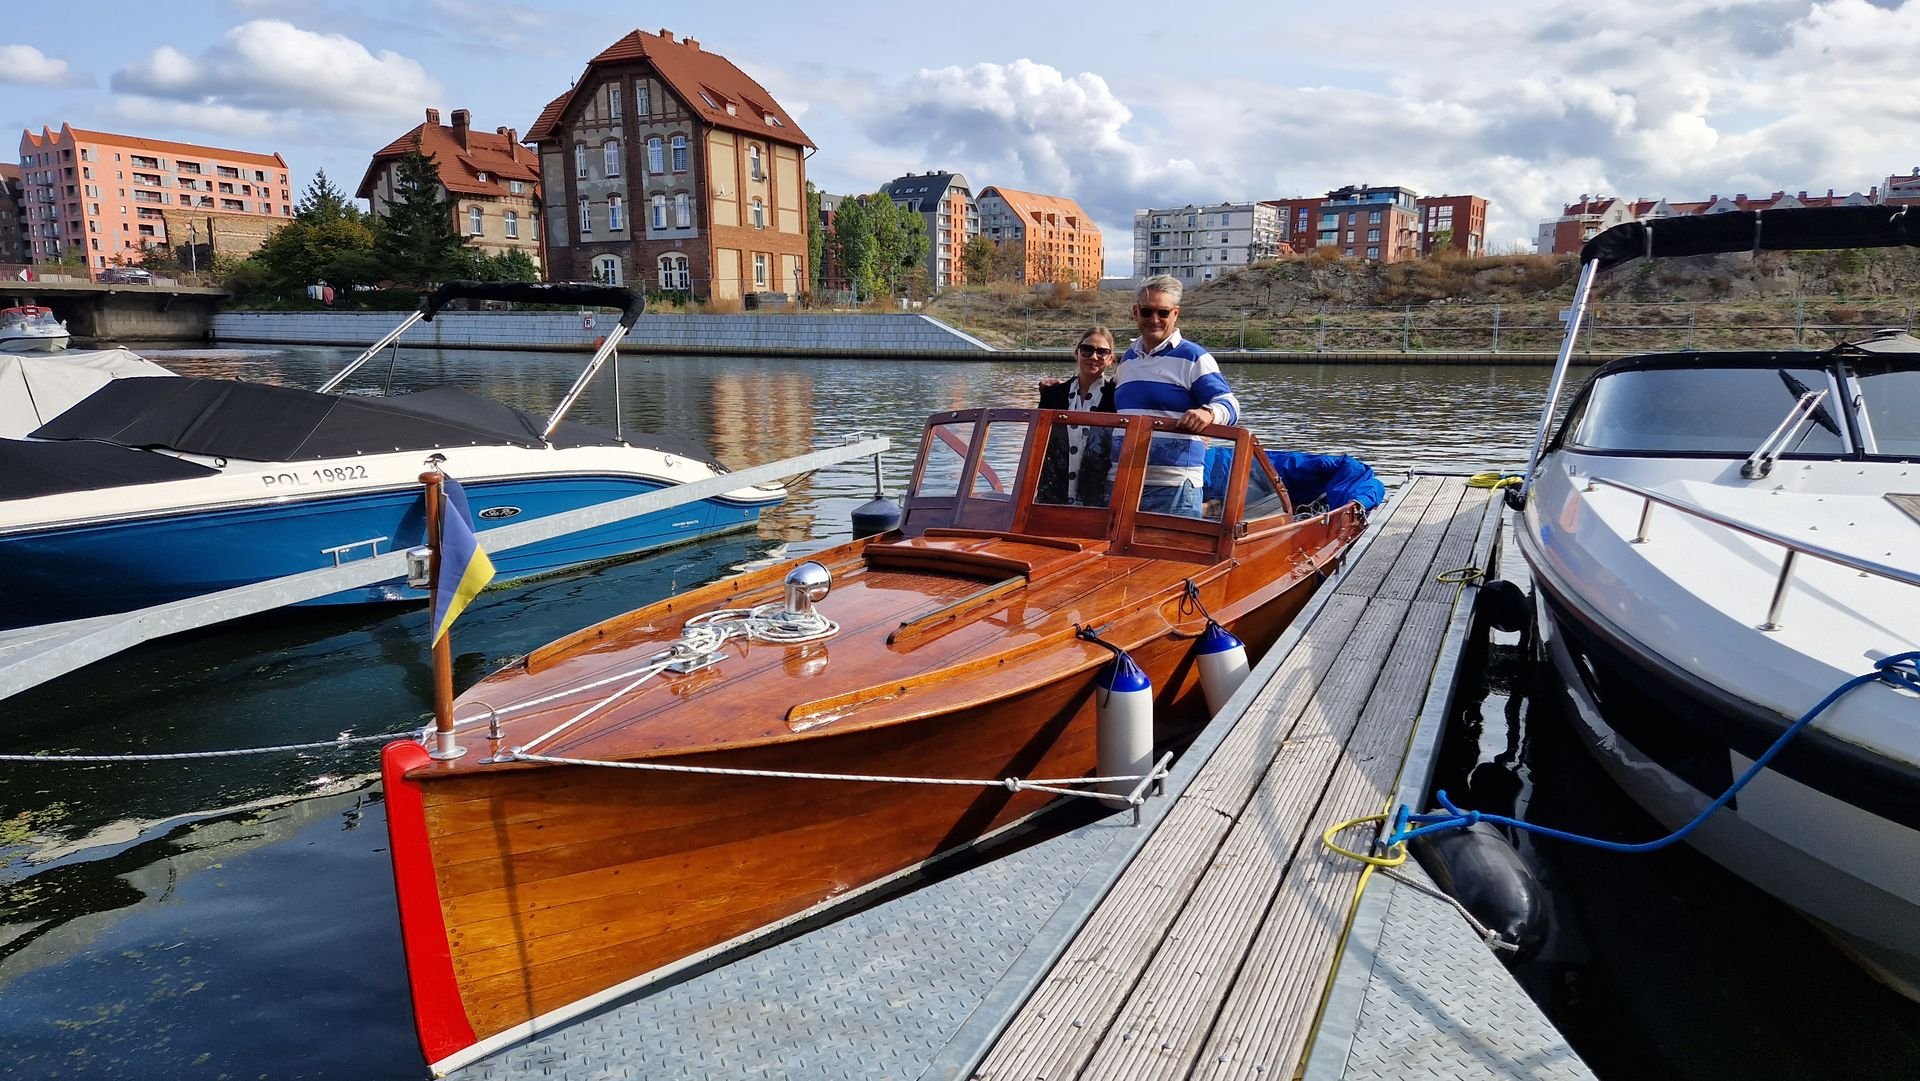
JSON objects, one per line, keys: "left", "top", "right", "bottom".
{"left": 0, "top": 344, "right": 1558, "bottom": 1079}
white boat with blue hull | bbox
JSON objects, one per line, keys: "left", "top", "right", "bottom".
{"left": 1513, "top": 205, "right": 1920, "bottom": 997}
{"left": 0, "top": 281, "right": 782, "bottom": 630}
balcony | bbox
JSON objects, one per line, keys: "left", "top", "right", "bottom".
{"left": 132, "top": 191, "right": 166, "bottom": 205}
{"left": 130, "top": 155, "right": 160, "bottom": 170}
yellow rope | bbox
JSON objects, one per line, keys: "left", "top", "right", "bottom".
{"left": 1468, "top": 471, "right": 1523, "bottom": 489}
{"left": 1434, "top": 566, "right": 1485, "bottom": 586}
{"left": 1321, "top": 811, "right": 1409, "bottom": 867}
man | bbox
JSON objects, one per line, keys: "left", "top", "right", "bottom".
{"left": 1113, "top": 275, "right": 1240, "bottom": 516}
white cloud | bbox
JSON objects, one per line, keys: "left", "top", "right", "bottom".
{"left": 112, "top": 19, "right": 438, "bottom": 120}
{"left": 0, "top": 44, "right": 86, "bottom": 87}
{"left": 845, "top": 0, "right": 1920, "bottom": 263}
{"left": 105, "top": 96, "right": 287, "bottom": 140}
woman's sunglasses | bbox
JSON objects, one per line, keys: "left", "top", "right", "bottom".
{"left": 1075, "top": 344, "right": 1113, "bottom": 359}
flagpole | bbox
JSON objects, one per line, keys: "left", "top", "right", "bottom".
{"left": 420, "top": 469, "right": 464, "bottom": 760}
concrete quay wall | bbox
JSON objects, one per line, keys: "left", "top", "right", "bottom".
{"left": 210, "top": 311, "right": 996, "bottom": 357}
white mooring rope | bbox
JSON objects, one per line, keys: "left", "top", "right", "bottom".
{"left": 0, "top": 729, "right": 418, "bottom": 763}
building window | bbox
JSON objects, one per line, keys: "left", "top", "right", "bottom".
{"left": 1369, "top": 210, "right": 1382, "bottom": 224}
{"left": 670, "top": 135, "right": 688, "bottom": 173}
{"left": 575, "top": 144, "right": 587, "bottom": 179}
{"left": 1367, "top": 247, "right": 1380, "bottom": 260}
{"left": 603, "top": 140, "right": 621, "bottom": 178}
{"left": 635, "top": 86, "right": 650, "bottom": 115}
{"left": 674, "top": 192, "right": 690, "bottom": 227}
{"left": 510, "top": 180, "right": 525, "bottom": 195}
{"left": 753, "top": 252, "right": 767, "bottom": 287}
{"left": 609, "top": 84, "right": 622, "bottom": 118}
{"left": 579, "top": 196, "right": 591, "bottom": 233}
{"left": 1367, "top": 228, "right": 1380, "bottom": 243}
{"left": 750, "top": 198, "right": 765, "bottom": 228}
{"left": 593, "top": 254, "right": 622, "bottom": 285}
{"left": 504, "top": 211, "right": 519, "bottom": 238}
{"left": 469, "top": 206, "right": 483, "bottom": 235}
{"left": 652, "top": 195, "right": 667, "bottom": 229}
{"left": 748, "top": 144, "right": 763, "bottom": 181}
{"left": 646, "top": 138, "right": 664, "bottom": 174}
{"left": 608, "top": 195, "right": 624, "bottom": 231}
{"left": 659, "top": 254, "right": 689, "bottom": 290}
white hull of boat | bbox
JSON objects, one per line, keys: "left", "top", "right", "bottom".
{"left": 0, "top": 332, "right": 71, "bottom": 353}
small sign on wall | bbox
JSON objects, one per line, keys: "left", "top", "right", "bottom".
{"left": 582, "top": 313, "right": 596, "bottom": 331}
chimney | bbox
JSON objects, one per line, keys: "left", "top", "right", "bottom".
{"left": 1799, "top": 190, "right": 1808, "bottom": 199}
{"left": 660, "top": 28, "right": 675, "bottom": 41}
{"left": 497, "top": 126, "right": 520, "bottom": 161}
{"left": 451, "top": 108, "right": 471, "bottom": 150}
{"left": 686, "top": 38, "right": 700, "bottom": 51}
{"left": 1828, "top": 188, "right": 1835, "bottom": 197}
{"left": 425, "top": 107, "right": 441, "bottom": 126}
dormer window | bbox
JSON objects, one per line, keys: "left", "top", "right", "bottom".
{"left": 699, "top": 90, "right": 718, "bottom": 109}
{"left": 476, "top": 171, "right": 488, "bottom": 182}
{"left": 725, "top": 102, "right": 737, "bottom": 116}
{"left": 764, "top": 114, "right": 782, "bottom": 127}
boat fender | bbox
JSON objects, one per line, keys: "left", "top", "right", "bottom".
{"left": 1477, "top": 579, "right": 1529, "bottom": 634}
{"left": 1409, "top": 820, "right": 1547, "bottom": 961}
{"left": 1096, "top": 651, "right": 1154, "bottom": 800}
{"left": 1195, "top": 621, "right": 1250, "bottom": 715}
{"left": 851, "top": 496, "right": 903, "bottom": 539}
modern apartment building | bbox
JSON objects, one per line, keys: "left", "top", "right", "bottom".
{"left": 18, "top": 124, "right": 291, "bottom": 271}
{"left": 1130, "top": 201, "right": 1281, "bottom": 284}
{"left": 360, "top": 108, "right": 544, "bottom": 268}
{"left": 975, "top": 186, "right": 1102, "bottom": 288}
{"left": 526, "top": 28, "right": 813, "bottom": 297}
{"left": 1315, "top": 184, "right": 1421, "bottom": 262}
{"left": 0, "top": 164, "right": 25, "bottom": 265}
{"left": 882, "top": 171, "right": 977, "bottom": 289}
{"left": 1416, "top": 194, "right": 1487, "bottom": 256}
{"left": 1535, "top": 185, "right": 1887, "bottom": 254}
{"left": 1262, "top": 197, "right": 1322, "bottom": 256}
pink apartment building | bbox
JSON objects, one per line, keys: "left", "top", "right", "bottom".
{"left": 18, "top": 124, "right": 292, "bottom": 272}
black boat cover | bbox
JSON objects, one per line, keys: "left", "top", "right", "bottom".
{"left": 1, "top": 437, "right": 219, "bottom": 499}
{"left": 1581, "top": 205, "right": 1920, "bottom": 272}
{"left": 421, "top": 280, "right": 646, "bottom": 327}
{"left": 28, "top": 378, "right": 725, "bottom": 468}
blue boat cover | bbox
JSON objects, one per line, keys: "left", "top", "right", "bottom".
{"left": 1202, "top": 447, "right": 1385, "bottom": 513}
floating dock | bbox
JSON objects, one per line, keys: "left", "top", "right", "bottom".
{"left": 453, "top": 473, "right": 1594, "bottom": 1081}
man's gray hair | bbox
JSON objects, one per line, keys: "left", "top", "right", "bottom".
{"left": 1137, "top": 274, "right": 1183, "bottom": 304}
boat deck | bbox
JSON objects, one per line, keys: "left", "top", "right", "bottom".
{"left": 451, "top": 473, "right": 1594, "bottom": 1081}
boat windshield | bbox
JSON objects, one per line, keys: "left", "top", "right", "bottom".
{"left": 1565, "top": 364, "right": 1849, "bottom": 457}
{"left": 1855, "top": 364, "right": 1920, "bottom": 457}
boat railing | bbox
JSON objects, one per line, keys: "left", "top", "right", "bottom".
{"left": 1589, "top": 475, "right": 1920, "bottom": 630}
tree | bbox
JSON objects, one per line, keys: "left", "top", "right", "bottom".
{"left": 893, "top": 204, "right": 930, "bottom": 293}
{"left": 866, "top": 194, "right": 902, "bottom": 298}
{"left": 962, "top": 235, "right": 997, "bottom": 285}
{"left": 296, "top": 168, "right": 356, "bottom": 225}
{"left": 828, "top": 194, "right": 872, "bottom": 300}
{"left": 991, "top": 237, "right": 1026, "bottom": 282}
{"left": 136, "top": 240, "right": 182, "bottom": 275}
{"left": 250, "top": 212, "right": 379, "bottom": 296}
{"left": 805, "top": 182, "right": 824, "bottom": 296}
{"left": 1427, "top": 228, "right": 1455, "bottom": 256}
{"left": 377, "top": 143, "right": 470, "bottom": 287}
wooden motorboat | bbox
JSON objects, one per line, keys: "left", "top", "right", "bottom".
{"left": 382, "top": 407, "right": 1367, "bottom": 1074}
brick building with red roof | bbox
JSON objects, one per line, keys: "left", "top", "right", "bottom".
{"left": 525, "top": 27, "right": 814, "bottom": 298}
{"left": 359, "top": 108, "right": 544, "bottom": 269}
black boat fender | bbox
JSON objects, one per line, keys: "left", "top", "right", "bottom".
{"left": 1476, "top": 578, "right": 1530, "bottom": 634}
{"left": 1410, "top": 820, "right": 1548, "bottom": 961}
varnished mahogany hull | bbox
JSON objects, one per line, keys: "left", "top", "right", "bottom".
{"left": 384, "top": 567, "right": 1325, "bottom": 1073}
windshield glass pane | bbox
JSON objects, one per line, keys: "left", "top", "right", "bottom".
{"left": 969, "top": 419, "right": 1029, "bottom": 501}
{"left": 1856, "top": 364, "right": 1920, "bottom": 457}
{"left": 1568, "top": 365, "right": 1847, "bottom": 455}
{"left": 913, "top": 421, "right": 973, "bottom": 498}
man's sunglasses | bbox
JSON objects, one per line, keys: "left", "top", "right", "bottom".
{"left": 1136, "top": 306, "right": 1176, "bottom": 319}
{"left": 1075, "top": 344, "right": 1113, "bottom": 358}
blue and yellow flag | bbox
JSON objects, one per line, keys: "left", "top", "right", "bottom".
{"left": 430, "top": 474, "right": 496, "bottom": 644}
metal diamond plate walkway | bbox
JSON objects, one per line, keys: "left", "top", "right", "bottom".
{"left": 452, "top": 474, "right": 1594, "bottom": 1081}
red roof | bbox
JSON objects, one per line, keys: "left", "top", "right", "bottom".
{"left": 525, "top": 29, "right": 813, "bottom": 149}
{"left": 357, "top": 112, "right": 541, "bottom": 201}
{"left": 23, "top": 124, "right": 286, "bottom": 169}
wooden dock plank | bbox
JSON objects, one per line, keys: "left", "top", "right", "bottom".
{"left": 1065, "top": 600, "right": 1418, "bottom": 1081}
{"left": 976, "top": 480, "right": 1497, "bottom": 1081}
{"left": 1405, "top": 481, "right": 1499, "bottom": 605}
{"left": 1331, "top": 476, "right": 1446, "bottom": 600}
{"left": 973, "top": 594, "right": 1370, "bottom": 1081}
{"left": 1194, "top": 599, "right": 1455, "bottom": 1080}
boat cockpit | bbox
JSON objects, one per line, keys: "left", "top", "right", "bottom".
{"left": 898, "top": 408, "right": 1299, "bottom": 563}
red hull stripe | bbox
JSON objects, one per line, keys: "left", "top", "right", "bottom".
{"left": 382, "top": 740, "right": 478, "bottom": 1064}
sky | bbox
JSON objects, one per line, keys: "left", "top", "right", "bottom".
{"left": 6, "top": 0, "right": 1917, "bottom": 276}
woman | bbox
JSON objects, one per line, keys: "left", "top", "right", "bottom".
{"left": 1035, "top": 326, "right": 1118, "bottom": 506}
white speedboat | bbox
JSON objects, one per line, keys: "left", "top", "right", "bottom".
{"left": 0, "top": 305, "right": 71, "bottom": 352}
{"left": 0, "top": 281, "right": 784, "bottom": 630}
{"left": 1513, "top": 205, "right": 1920, "bottom": 996}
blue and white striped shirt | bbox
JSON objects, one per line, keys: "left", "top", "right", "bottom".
{"left": 1113, "top": 331, "right": 1240, "bottom": 486}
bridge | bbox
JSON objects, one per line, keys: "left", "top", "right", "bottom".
{"left": 0, "top": 273, "right": 227, "bottom": 343}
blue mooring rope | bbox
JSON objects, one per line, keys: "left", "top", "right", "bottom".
{"left": 1386, "top": 650, "right": 1920, "bottom": 855}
